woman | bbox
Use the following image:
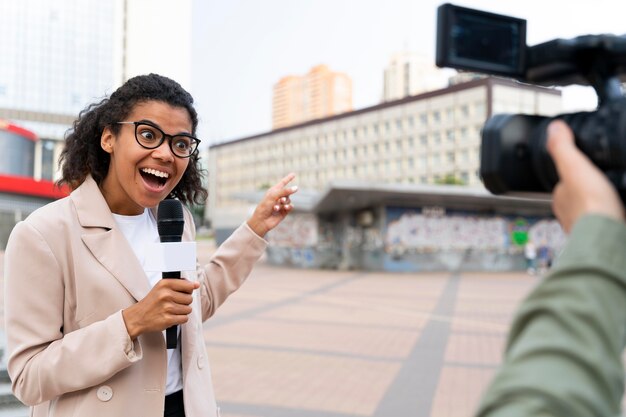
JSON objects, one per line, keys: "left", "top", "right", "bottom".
{"left": 4, "top": 74, "right": 297, "bottom": 417}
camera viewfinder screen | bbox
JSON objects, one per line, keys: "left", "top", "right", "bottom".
{"left": 437, "top": 4, "right": 527, "bottom": 77}
{"left": 452, "top": 14, "right": 522, "bottom": 70}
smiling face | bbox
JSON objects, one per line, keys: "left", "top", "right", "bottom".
{"left": 100, "top": 101, "right": 192, "bottom": 215}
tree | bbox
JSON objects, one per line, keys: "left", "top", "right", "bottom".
{"left": 435, "top": 174, "right": 466, "bottom": 185}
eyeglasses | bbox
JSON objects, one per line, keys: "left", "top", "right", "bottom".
{"left": 115, "top": 121, "right": 200, "bottom": 158}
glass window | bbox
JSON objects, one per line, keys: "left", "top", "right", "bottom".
{"left": 475, "top": 102, "right": 485, "bottom": 117}
{"left": 41, "top": 140, "right": 56, "bottom": 180}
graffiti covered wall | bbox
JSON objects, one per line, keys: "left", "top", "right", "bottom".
{"left": 266, "top": 213, "right": 319, "bottom": 247}
{"left": 265, "top": 213, "right": 342, "bottom": 268}
{"left": 383, "top": 207, "right": 566, "bottom": 271}
{"left": 263, "top": 207, "right": 565, "bottom": 272}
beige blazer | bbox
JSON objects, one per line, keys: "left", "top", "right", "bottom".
{"left": 4, "top": 176, "right": 267, "bottom": 417}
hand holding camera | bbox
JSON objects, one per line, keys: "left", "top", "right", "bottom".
{"left": 546, "top": 120, "right": 625, "bottom": 232}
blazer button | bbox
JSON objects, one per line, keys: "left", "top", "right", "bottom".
{"left": 97, "top": 385, "right": 113, "bottom": 402}
{"left": 197, "top": 355, "right": 204, "bottom": 369}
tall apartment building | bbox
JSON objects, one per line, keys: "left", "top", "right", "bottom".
{"left": 0, "top": 0, "right": 192, "bottom": 181}
{"left": 207, "top": 77, "right": 562, "bottom": 234}
{"left": 383, "top": 52, "right": 449, "bottom": 102}
{"left": 272, "top": 65, "right": 353, "bottom": 129}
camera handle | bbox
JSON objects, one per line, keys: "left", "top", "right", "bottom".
{"left": 589, "top": 74, "right": 623, "bottom": 106}
{"left": 586, "top": 60, "right": 623, "bottom": 106}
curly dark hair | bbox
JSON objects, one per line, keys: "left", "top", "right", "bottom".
{"left": 57, "top": 73, "right": 207, "bottom": 205}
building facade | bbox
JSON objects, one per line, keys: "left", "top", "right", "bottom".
{"left": 272, "top": 64, "right": 353, "bottom": 129}
{"left": 208, "top": 77, "right": 562, "bottom": 236}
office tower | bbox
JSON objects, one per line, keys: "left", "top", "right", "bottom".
{"left": 0, "top": 0, "right": 192, "bottom": 180}
{"left": 272, "top": 65, "right": 352, "bottom": 129}
{"left": 383, "top": 52, "right": 449, "bottom": 102}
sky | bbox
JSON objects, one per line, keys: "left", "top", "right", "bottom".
{"left": 191, "top": 0, "right": 626, "bottom": 145}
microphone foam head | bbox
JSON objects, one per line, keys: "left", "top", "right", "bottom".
{"left": 157, "top": 199, "right": 184, "bottom": 241}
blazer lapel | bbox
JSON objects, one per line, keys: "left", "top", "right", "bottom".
{"left": 71, "top": 176, "right": 151, "bottom": 302}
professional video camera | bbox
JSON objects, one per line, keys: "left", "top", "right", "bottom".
{"left": 436, "top": 3, "right": 626, "bottom": 200}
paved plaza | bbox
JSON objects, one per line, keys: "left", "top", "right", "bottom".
{"left": 195, "top": 243, "right": 539, "bottom": 417}
{"left": 0, "top": 243, "right": 541, "bottom": 416}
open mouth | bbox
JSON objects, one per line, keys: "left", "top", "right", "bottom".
{"left": 140, "top": 167, "right": 169, "bottom": 189}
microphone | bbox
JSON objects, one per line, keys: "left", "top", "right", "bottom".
{"left": 157, "top": 199, "right": 185, "bottom": 349}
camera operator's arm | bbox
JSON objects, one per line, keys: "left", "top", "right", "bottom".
{"left": 476, "top": 120, "right": 626, "bottom": 417}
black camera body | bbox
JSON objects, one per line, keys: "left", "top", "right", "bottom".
{"left": 436, "top": 3, "right": 626, "bottom": 200}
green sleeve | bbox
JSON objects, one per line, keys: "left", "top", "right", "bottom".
{"left": 476, "top": 214, "right": 626, "bottom": 417}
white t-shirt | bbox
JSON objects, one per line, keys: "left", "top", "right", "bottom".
{"left": 112, "top": 209, "right": 183, "bottom": 395}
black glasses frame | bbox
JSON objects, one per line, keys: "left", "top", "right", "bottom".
{"left": 115, "top": 121, "right": 201, "bottom": 158}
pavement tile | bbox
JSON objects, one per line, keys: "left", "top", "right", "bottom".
{"left": 444, "top": 333, "right": 507, "bottom": 365}
{"left": 208, "top": 346, "right": 400, "bottom": 416}
{"left": 205, "top": 319, "right": 421, "bottom": 359}
{"left": 430, "top": 367, "right": 497, "bottom": 417}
